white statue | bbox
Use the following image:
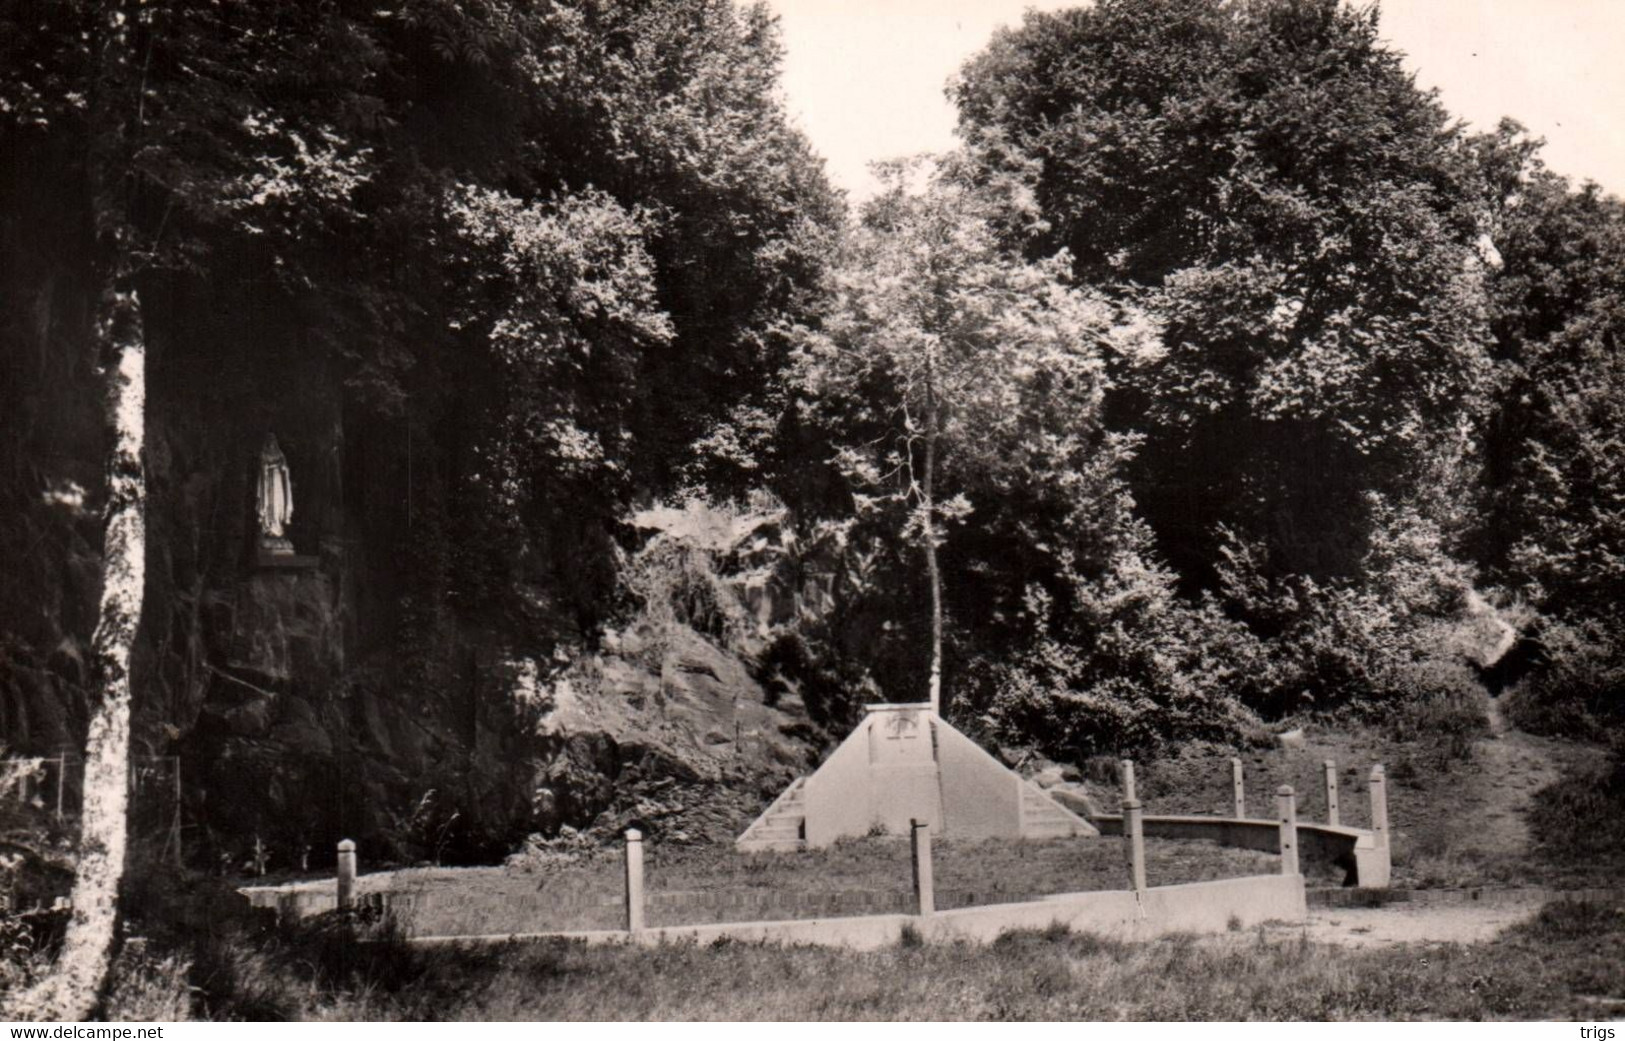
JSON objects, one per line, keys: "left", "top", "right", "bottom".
{"left": 257, "top": 434, "right": 294, "bottom": 552}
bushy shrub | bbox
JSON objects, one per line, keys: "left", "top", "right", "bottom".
{"left": 0, "top": 752, "right": 76, "bottom": 1011}
{"left": 1504, "top": 614, "right": 1625, "bottom": 739}
{"left": 0, "top": 914, "right": 50, "bottom": 1004}
{"left": 1212, "top": 500, "right": 1501, "bottom": 722}
{"left": 970, "top": 549, "right": 1259, "bottom": 758}
{"left": 111, "top": 873, "right": 440, "bottom": 1022}
{"left": 756, "top": 628, "right": 874, "bottom": 731}
{"left": 1380, "top": 674, "right": 1491, "bottom": 761}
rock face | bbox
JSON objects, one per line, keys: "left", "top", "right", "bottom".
{"left": 0, "top": 262, "right": 814, "bottom": 873}
{"left": 524, "top": 627, "right": 812, "bottom": 846}
{"left": 1453, "top": 589, "right": 1519, "bottom": 671}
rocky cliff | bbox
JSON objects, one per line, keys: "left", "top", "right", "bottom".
{"left": 0, "top": 250, "right": 818, "bottom": 873}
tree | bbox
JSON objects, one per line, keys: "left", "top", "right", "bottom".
{"left": 789, "top": 160, "right": 1148, "bottom": 714}
{"left": 1468, "top": 122, "right": 1625, "bottom": 618}
{"left": 953, "top": 0, "right": 1493, "bottom": 589}
{"left": 1458, "top": 124, "right": 1625, "bottom": 728}
{"left": 3, "top": 0, "right": 153, "bottom": 1015}
{"left": 16, "top": 300, "right": 145, "bottom": 1020}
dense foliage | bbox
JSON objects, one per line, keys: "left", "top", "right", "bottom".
{"left": 921, "top": 0, "right": 1624, "bottom": 739}
{"left": 0, "top": 0, "right": 839, "bottom": 632}
{"left": 780, "top": 161, "right": 1249, "bottom": 750}
{"left": 1469, "top": 121, "right": 1625, "bottom": 732}
{"left": 955, "top": 0, "right": 1491, "bottom": 575}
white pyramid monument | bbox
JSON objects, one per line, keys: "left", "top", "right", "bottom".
{"left": 737, "top": 703, "right": 1096, "bottom": 852}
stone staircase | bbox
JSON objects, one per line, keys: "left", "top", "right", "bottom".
{"left": 1019, "top": 779, "right": 1097, "bottom": 838}
{"left": 736, "top": 776, "right": 807, "bottom": 852}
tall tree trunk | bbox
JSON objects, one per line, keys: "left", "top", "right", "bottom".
{"left": 922, "top": 401, "right": 943, "bottom": 716}
{"left": 17, "top": 288, "right": 147, "bottom": 1019}
{"left": 8, "top": 2, "right": 152, "bottom": 1017}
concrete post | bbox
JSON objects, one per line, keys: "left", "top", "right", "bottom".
{"left": 1120, "top": 759, "right": 1137, "bottom": 803}
{"left": 1230, "top": 757, "right": 1246, "bottom": 819}
{"left": 1276, "top": 786, "right": 1299, "bottom": 876}
{"left": 1122, "top": 797, "right": 1147, "bottom": 894}
{"left": 1323, "top": 759, "right": 1340, "bottom": 826}
{"left": 1369, "top": 764, "right": 1389, "bottom": 850}
{"left": 336, "top": 839, "right": 356, "bottom": 910}
{"left": 54, "top": 754, "right": 66, "bottom": 820}
{"left": 624, "top": 828, "right": 646, "bottom": 933}
{"left": 910, "top": 819, "right": 935, "bottom": 916}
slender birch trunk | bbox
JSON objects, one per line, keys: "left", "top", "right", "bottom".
{"left": 16, "top": 288, "right": 147, "bottom": 1019}
{"left": 922, "top": 397, "right": 943, "bottom": 716}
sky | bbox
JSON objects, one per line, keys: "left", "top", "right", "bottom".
{"left": 765, "top": 0, "right": 1625, "bottom": 200}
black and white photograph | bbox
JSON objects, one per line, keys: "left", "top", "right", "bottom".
{"left": 0, "top": 0, "right": 1622, "bottom": 1024}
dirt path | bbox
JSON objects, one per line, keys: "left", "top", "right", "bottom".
{"left": 1263, "top": 897, "right": 1550, "bottom": 949}
{"left": 1294, "top": 693, "right": 1569, "bottom": 948}
{"left": 1452, "top": 695, "right": 1564, "bottom": 861}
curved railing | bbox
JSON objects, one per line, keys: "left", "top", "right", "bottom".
{"left": 1091, "top": 814, "right": 1388, "bottom": 887}
{"left": 1088, "top": 759, "right": 1392, "bottom": 889}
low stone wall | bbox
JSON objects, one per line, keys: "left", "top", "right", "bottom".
{"left": 246, "top": 880, "right": 1167, "bottom": 936}
{"left": 408, "top": 873, "right": 1307, "bottom": 950}
{"left": 240, "top": 887, "right": 340, "bottom": 918}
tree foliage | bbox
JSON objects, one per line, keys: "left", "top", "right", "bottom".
{"left": 1463, "top": 122, "right": 1625, "bottom": 731}
{"left": 783, "top": 161, "right": 1246, "bottom": 746}
{"left": 5, "top": 0, "right": 1625, "bottom": 879}
{"left": 954, "top": 0, "right": 1493, "bottom": 587}
{"left": 1471, "top": 123, "right": 1625, "bottom": 619}
{"left": 1, "top": 0, "right": 839, "bottom": 622}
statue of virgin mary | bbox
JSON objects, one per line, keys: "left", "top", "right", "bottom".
{"left": 257, "top": 434, "right": 294, "bottom": 552}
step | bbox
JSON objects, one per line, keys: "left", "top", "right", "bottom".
{"left": 1028, "top": 817, "right": 1094, "bottom": 834}
{"left": 1023, "top": 821, "right": 1086, "bottom": 838}
{"left": 748, "top": 813, "right": 804, "bottom": 832}
{"left": 738, "top": 838, "right": 807, "bottom": 853}
{"left": 1022, "top": 801, "right": 1078, "bottom": 816}
{"left": 1020, "top": 785, "right": 1097, "bottom": 837}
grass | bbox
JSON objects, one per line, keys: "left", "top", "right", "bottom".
{"left": 1530, "top": 754, "right": 1625, "bottom": 865}
{"left": 303, "top": 836, "right": 1276, "bottom": 936}
{"left": 1396, "top": 748, "right": 1625, "bottom": 892}
{"left": 120, "top": 896, "right": 1625, "bottom": 1020}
